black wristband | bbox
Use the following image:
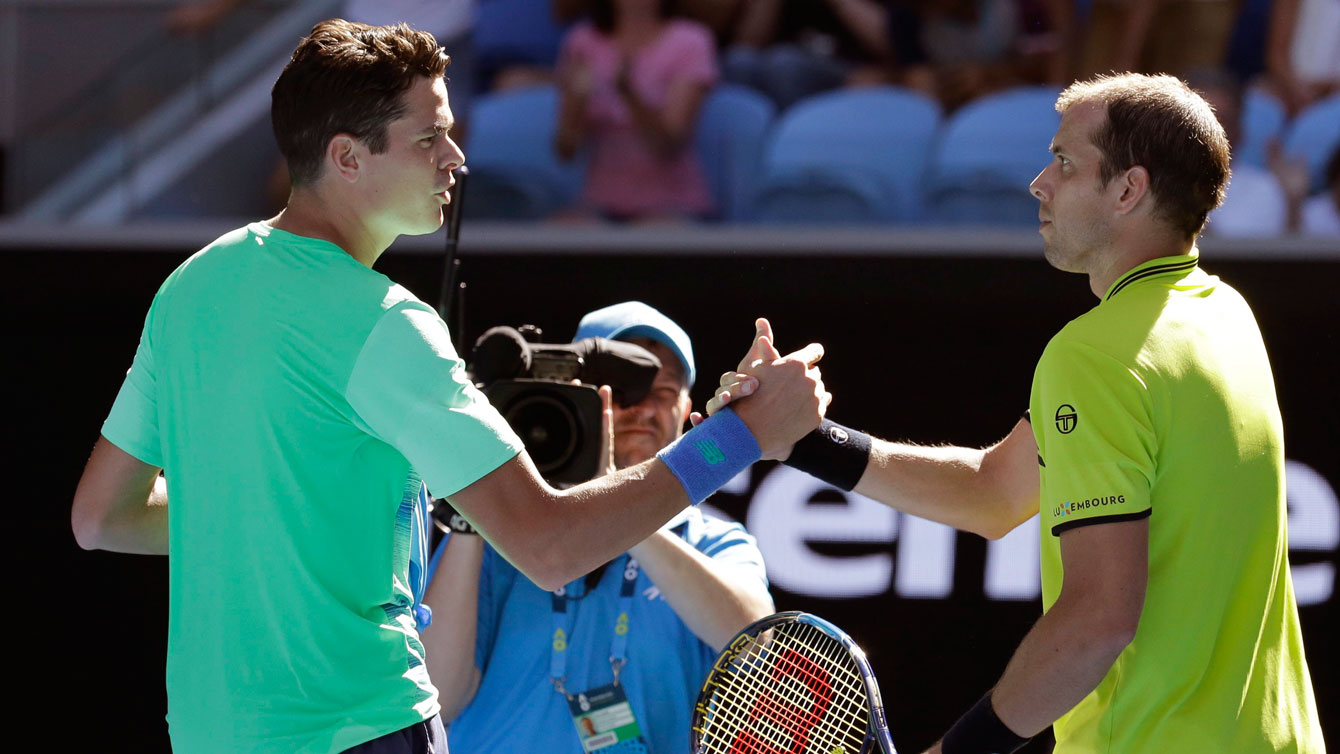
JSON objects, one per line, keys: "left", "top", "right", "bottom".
{"left": 941, "top": 691, "right": 1030, "bottom": 754}
{"left": 783, "top": 419, "right": 872, "bottom": 491}
{"left": 432, "top": 498, "right": 478, "bottom": 535}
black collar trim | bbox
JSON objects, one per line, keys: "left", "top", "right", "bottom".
{"left": 1106, "top": 258, "right": 1199, "bottom": 301}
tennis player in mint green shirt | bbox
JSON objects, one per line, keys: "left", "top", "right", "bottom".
{"left": 712, "top": 73, "right": 1324, "bottom": 753}
{"left": 71, "top": 20, "right": 828, "bottom": 754}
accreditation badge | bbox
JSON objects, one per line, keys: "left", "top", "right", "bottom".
{"left": 567, "top": 683, "right": 648, "bottom": 753}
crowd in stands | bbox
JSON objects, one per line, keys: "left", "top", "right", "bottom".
{"left": 164, "top": 0, "right": 1338, "bottom": 233}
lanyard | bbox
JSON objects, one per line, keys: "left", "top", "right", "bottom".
{"left": 549, "top": 555, "right": 639, "bottom": 697}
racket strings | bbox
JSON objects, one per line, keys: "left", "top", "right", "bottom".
{"left": 697, "top": 621, "right": 871, "bottom": 754}
{"left": 703, "top": 632, "right": 866, "bottom": 754}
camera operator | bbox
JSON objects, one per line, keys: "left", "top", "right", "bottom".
{"left": 423, "top": 302, "right": 774, "bottom": 754}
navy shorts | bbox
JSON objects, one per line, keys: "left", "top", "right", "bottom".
{"left": 343, "top": 715, "right": 446, "bottom": 754}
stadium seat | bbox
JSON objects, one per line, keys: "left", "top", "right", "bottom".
{"left": 746, "top": 86, "right": 942, "bottom": 224}
{"left": 1282, "top": 94, "right": 1340, "bottom": 193}
{"left": 476, "top": 0, "right": 567, "bottom": 76}
{"left": 1237, "top": 87, "right": 1287, "bottom": 169}
{"left": 462, "top": 85, "right": 584, "bottom": 220}
{"left": 926, "top": 86, "right": 1062, "bottom": 226}
{"left": 694, "top": 84, "right": 775, "bottom": 222}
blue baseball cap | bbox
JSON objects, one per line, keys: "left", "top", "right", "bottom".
{"left": 574, "top": 301, "right": 695, "bottom": 387}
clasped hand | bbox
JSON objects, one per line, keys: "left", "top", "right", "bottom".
{"left": 690, "top": 319, "right": 829, "bottom": 461}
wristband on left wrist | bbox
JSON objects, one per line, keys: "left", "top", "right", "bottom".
{"left": 941, "top": 690, "right": 1030, "bottom": 754}
{"left": 657, "top": 407, "right": 761, "bottom": 505}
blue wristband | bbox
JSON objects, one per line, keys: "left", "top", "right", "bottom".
{"left": 656, "top": 407, "right": 762, "bottom": 505}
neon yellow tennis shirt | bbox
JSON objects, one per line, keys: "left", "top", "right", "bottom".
{"left": 1028, "top": 250, "right": 1324, "bottom": 753}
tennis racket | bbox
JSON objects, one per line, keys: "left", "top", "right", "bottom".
{"left": 691, "top": 611, "right": 897, "bottom": 754}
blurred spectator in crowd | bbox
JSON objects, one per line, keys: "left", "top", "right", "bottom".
{"left": 722, "top": 0, "right": 892, "bottom": 110}
{"left": 1195, "top": 70, "right": 1336, "bottom": 238}
{"left": 1264, "top": 0, "right": 1340, "bottom": 114}
{"left": 857, "top": 0, "right": 1074, "bottom": 111}
{"left": 553, "top": 0, "right": 719, "bottom": 221}
{"left": 1225, "top": 0, "right": 1274, "bottom": 83}
{"left": 557, "top": 0, "right": 744, "bottom": 42}
{"left": 1195, "top": 70, "right": 1294, "bottom": 238}
{"left": 1076, "top": 0, "right": 1239, "bottom": 80}
{"left": 490, "top": 0, "right": 738, "bottom": 91}
{"left": 1300, "top": 148, "right": 1340, "bottom": 236}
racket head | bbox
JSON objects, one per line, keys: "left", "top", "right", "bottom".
{"left": 691, "top": 611, "right": 896, "bottom": 754}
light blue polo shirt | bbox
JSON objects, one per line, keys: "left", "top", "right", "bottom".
{"left": 448, "top": 508, "right": 768, "bottom": 754}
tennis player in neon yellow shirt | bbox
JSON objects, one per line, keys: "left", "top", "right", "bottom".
{"left": 712, "top": 73, "right": 1324, "bottom": 753}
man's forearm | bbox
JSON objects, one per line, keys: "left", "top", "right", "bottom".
{"left": 72, "top": 439, "right": 169, "bottom": 556}
{"left": 84, "top": 488, "right": 169, "bottom": 555}
{"left": 452, "top": 452, "right": 695, "bottom": 591}
{"left": 943, "top": 517, "right": 1148, "bottom": 746}
{"left": 422, "top": 533, "right": 485, "bottom": 721}
{"left": 854, "top": 419, "right": 1039, "bottom": 540}
{"left": 987, "top": 596, "right": 1133, "bottom": 737}
{"left": 628, "top": 531, "right": 773, "bottom": 651}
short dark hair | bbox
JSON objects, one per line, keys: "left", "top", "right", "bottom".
{"left": 271, "top": 19, "right": 450, "bottom": 186}
{"left": 1057, "top": 73, "right": 1231, "bottom": 240}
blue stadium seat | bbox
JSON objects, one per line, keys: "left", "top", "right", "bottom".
{"left": 1282, "top": 94, "right": 1340, "bottom": 193}
{"left": 926, "top": 86, "right": 1062, "bottom": 226}
{"left": 746, "top": 86, "right": 942, "bottom": 224}
{"left": 462, "top": 85, "right": 584, "bottom": 220}
{"left": 1237, "top": 87, "right": 1287, "bottom": 169}
{"left": 476, "top": 0, "right": 567, "bottom": 75}
{"left": 694, "top": 84, "right": 775, "bottom": 222}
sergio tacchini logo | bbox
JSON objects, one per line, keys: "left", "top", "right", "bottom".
{"left": 1055, "top": 404, "right": 1077, "bottom": 434}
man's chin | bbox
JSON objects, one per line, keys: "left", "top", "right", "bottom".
{"left": 403, "top": 210, "right": 445, "bottom": 237}
{"left": 1043, "top": 242, "right": 1082, "bottom": 274}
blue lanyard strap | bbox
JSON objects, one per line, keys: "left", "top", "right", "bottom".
{"left": 550, "top": 555, "right": 640, "bottom": 696}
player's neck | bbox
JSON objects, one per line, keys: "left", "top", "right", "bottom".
{"left": 268, "top": 190, "right": 388, "bottom": 268}
{"left": 1087, "top": 232, "right": 1194, "bottom": 298}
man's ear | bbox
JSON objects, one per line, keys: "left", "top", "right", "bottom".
{"left": 1114, "top": 165, "right": 1151, "bottom": 215}
{"left": 677, "top": 390, "right": 693, "bottom": 426}
{"left": 327, "top": 134, "right": 362, "bottom": 183}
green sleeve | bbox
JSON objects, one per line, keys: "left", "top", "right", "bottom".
{"left": 1033, "top": 337, "right": 1155, "bottom": 536}
{"left": 101, "top": 305, "right": 164, "bottom": 467}
{"left": 346, "top": 303, "right": 524, "bottom": 498}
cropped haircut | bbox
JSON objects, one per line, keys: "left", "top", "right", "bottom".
{"left": 271, "top": 19, "right": 450, "bottom": 186}
{"left": 1057, "top": 73, "right": 1231, "bottom": 240}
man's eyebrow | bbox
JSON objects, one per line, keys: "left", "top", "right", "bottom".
{"left": 417, "top": 120, "right": 455, "bottom": 137}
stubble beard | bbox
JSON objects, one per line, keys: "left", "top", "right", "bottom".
{"left": 1042, "top": 218, "right": 1107, "bottom": 275}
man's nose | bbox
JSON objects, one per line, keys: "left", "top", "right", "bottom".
{"left": 1029, "top": 166, "right": 1050, "bottom": 201}
{"left": 621, "top": 399, "right": 656, "bottom": 419}
{"left": 441, "top": 138, "right": 464, "bottom": 172}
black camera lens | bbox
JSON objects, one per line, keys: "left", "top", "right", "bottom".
{"left": 505, "top": 393, "right": 581, "bottom": 474}
{"left": 482, "top": 380, "right": 603, "bottom": 484}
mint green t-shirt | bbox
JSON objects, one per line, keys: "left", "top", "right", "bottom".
{"left": 1029, "top": 251, "right": 1324, "bottom": 753}
{"left": 102, "top": 224, "right": 524, "bottom": 753}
